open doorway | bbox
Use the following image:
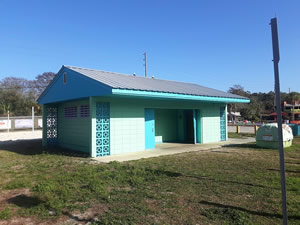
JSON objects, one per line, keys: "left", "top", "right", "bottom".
{"left": 154, "top": 109, "right": 195, "bottom": 144}
{"left": 184, "top": 110, "right": 195, "bottom": 143}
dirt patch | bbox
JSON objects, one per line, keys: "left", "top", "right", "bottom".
{"left": 0, "top": 191, "right": 108, "bottom": 225}
{"left": 54, "top": 203, "right": 108, "bottom": 225}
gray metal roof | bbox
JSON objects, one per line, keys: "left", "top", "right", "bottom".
{"left": 65, "top": 65, "right": 248, "bottom": 99}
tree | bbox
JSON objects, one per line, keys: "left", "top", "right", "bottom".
{"left": 228, "top": 85, "right": 250, "bottom": 97}
{"left": 228, "top": 85, "right": 251, "bottom": 121}
{"left": 0, "top": 89, "right": 32, "bottom": 116}
{"left": 33, "top": 72, "right": 56, "bottom": 98}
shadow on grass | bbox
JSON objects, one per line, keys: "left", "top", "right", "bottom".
{"left": 268, "top": 168, "right": 300, "bottom": 174}
{"left": 199, "top": 200, "right": 300, "bottom": 220}
{"left": 184, "top": 174, "right": 278, "bottom": 190}
{"left": 223, "top": 143, "right": 273, "bottom": 150}
{"left": 7, "top": 194, "right": 43, "bottom": 208}
{"left": 286, "top": 161, "right": 300, "bottom": 165}
{"left": 145, "top": 168, "right": 278, "bottom": 190}
{"left": 150, "top": 169, "right": 182, "bottom": 177}
{"left": 0, "top": 139, "right": 88, "bottom": 157}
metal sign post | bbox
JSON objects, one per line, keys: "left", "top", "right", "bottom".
{"left": 270, "top": 17, "right": 288, "bottom": 225}
{"left": 32, "top": 106, "right": 35, "bottom": 132}
{"left": 7, "top": 110, "right": 10, "bottom": 133}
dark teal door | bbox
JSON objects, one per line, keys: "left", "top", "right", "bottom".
{"left": 220, "top": 107, "right": 226, "bottom": 141}
{"left": 145, "top": 109, "right": 155, "bottom": 149}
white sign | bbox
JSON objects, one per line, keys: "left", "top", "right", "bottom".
{"left": 38, "top": 119, "right": 43, "bottom": 128}
{"left": 0, "top": 120, "right": 11, "bottom": 130}
{"left": 263, "top": 135, "right": 273, "bottom": 141}
{"left": 15, "top": 119, "right": 33, "bottom": 129}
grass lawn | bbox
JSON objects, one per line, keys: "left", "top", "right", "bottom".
{"left": 228, "top": 132, "right": 256, "bottom": 138}
{"left": 0, "top": 137, "right": 299, "bottom": 224}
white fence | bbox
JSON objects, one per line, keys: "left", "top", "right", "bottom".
{"left": 228, "top": 125, "right": 259, "bottom": 134}
{"left": 0, "top": 116, "right": 42, "bottom": 131}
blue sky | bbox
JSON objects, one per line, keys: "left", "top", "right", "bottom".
{"left": 0, "top": 0, "right": 299, "bottom": 93}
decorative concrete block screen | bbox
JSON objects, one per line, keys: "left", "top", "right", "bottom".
{"left": 220, "top": 106, "right": 226, "bottom": 141}
{"left": 46, "top": 107, "right": 58, "bottom": 144}
{"left": 96, "top": 102, "right": 110, "bottom": 157}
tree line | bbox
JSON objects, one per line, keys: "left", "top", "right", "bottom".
{"left": 0, "top": 74, "right": 299, "bottom": 120}
{"left": 228, "top": 85, "right": 300, "bottom": 122}
{"left": 0, "top": 72, "right": 55, "bottom": 117}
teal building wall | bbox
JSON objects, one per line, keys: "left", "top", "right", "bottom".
{"left": 91, "top": 96, "right": 227, "bottom": 156}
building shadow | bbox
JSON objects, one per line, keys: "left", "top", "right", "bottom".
{"left": 0, "top": 139, "right": 88, "bottom": 157}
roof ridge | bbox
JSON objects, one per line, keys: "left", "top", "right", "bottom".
{"left": 63, "top": 65, "right": 247, "bottom": 100}
{"left": 64, "top": 65, "right": 210, "bottom": 87}
{"left": 64, "top": 65, "right": 129, "bottom": 76}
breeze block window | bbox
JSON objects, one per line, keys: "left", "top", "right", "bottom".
{"left": 64, "top": 106, "right": 77, "bottom": 118}
{"left": 80, "top": 105, "right": 90, "bottom": 118}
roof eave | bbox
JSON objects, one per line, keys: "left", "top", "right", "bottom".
{"left": 37, "top": 65, "right": 66, "bottom": 103}
{"left": 112, "top": 88, "right": 250, "bottom": 103}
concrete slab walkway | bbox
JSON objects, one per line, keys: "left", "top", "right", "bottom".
{"left": 93, "top": 137, "right": 255, "bottom": 163}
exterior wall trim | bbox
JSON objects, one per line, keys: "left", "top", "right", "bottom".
{"left": 112, "top": 89, "right": 250, "bottom": 103}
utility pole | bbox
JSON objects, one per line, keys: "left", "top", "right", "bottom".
{"left": 143, "top": 52, "right": 147, "bottom": 77}
{"left": 292, "top": 92, "right": 295, "bottom": 121}
{"left": 270, "top": 17, "right": 288, "bottom": 225}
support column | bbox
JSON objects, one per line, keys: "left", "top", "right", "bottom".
{"left": 89, "top": 97, "right": 96, "bottom": 157}
{"left": 42, "top": 105, "right": 47, "bottom": 147}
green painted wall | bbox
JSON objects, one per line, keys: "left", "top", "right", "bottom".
{"left": 57, "top": 99, "right": 90, "bottom": 153}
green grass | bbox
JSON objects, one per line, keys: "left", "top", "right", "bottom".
{"left": 228, "top": 132, "right": 256, "bottom": 138}
{"left": 0, "top": 138, "right": 300, "bottom": 224}
{"left": 0, "top": 208, "right": 12, "bottom": 220}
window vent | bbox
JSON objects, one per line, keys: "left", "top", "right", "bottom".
{"left": 64, "top": 106, "right": 77, "bottom": 118}
{"left": 80, "top": 105, "right": 90, "bottom": 118}
{"left": 63, "top": 72, "right": 67, "bottom": 84}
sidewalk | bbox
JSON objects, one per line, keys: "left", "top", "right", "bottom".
{"left": 94, "top": 137, "right": 255, "bottom": 163}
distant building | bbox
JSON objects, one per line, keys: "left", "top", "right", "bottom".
{"left": 227, "top": 111, "right": 241, "bottom": 122}
{"left": 283, "top": 101, "right": 300, "bottom": 122}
